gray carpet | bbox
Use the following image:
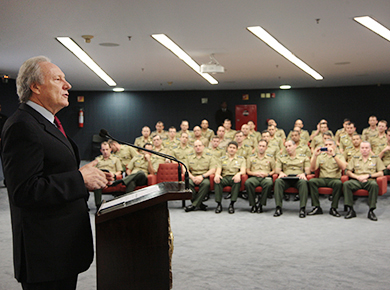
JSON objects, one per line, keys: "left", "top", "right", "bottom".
{"left": 1, "top": 178, "right": 390, "bottom": 290}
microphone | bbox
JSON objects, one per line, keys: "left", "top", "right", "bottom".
{"left": 99, "top": 129, "right": 190, "bottom": 190}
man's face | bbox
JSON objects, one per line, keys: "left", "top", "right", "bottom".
{"left": 142, "top": 144, "right": 153, "bottom": 155}
{"left": 227, "top": 144, "right": 237, "bottom": 155}
{"left": 201, "top": 120, "right": 209, "bottom": 129}
{"left": 168, "top": 128, "right": 176, "bottom": 138}
{"left": 291, "top": 132, "right": 300, "bottom": 143}
{"left": 360, "top": 142, "right": 371, "bottom": 157}
{"left": 142, "top": 127, "right": 150, "bottom": 137}
{"left": 267, "top": 126, "right": 275, "bottom": 136}
{"left": 235, "top": 132, "right": 244, "bottom": 143}
{"left": 285, "top": 141, "right": 296, "bottom": 155}
{"left": 261, "top": 132, "right": 270, "bottom": 142}
{"left": 346, "top": 124, "right": 356, "bottom": 135}
{"left": 258, "top": 141, "right": 267, "bottom": 154}
{"left": 241, "top": 124, "right": 249, "bottom": 136}
{"left": 295, "top": 119, "right": 303, "bottom": 128}
{"left": 320, "top": 124, "right": 328, "bottom": 133}
{"left": 268, "top": 119, "right": 276, "bottom": 127}
{"left": 324, "top": 140, "right": 336, "bottom": 150}
{"left": 34, "top": 62, "right": 72, "bottom": 115}
{"left": 155, "top": 123, "right": 164, "bottom": 132}
{"left": 153, "top": 136, "right": 162, "bottom": 147}
{"left": 109, "top": 143, "right": 119, "bottom": 153}
{"left": 180, "top": 133, "right": 188, "bottom": 145}
{"left": 194, "top": 140, "right": 204, "bottom": 154}
{"left": 181, "top": 121, "right": 189, "bottom": 131}
{"left": 343, "top": 121, "right": 349, "bottom": 129}
{"left": 378, "top": 122, "right": 387, "bottom": 133}
{"left": 193, "top": 126, "right": 201, "bottom": 137}
{"left": 369, "top": 117, "right": 378, "bottom": 126}
{"left": 322, "top": 134, "right": 331, "bottom": 143}
{"left": 100, "top": 144, "right": 111, "bottom": 158}
{"left": 223, "top": 120, "right": 232, "bottom": 130}
{"left": 248, "top": 121, "right": 255, "bottom": 131}
{"left": 352, "top": 135, "right": 361, "bottom": 147}
{"left": 217, "top": 126, "right": 225, "bottom": 138}
{"left": 211, "top": 138, "right": 220, "bottom": 148}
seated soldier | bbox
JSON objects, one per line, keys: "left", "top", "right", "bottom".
{"left": 339, "top": 122, "right": 356, "bottom": 154}
{"left": 310, "top": 131, "right": 332, "bottom": 154}
{"left": 282, "top": 129, "right": 311, "bottom": 158}
{"left": 362, "top": 115, "right": 379, "bottom": 141}
{"left": 343, "top": 141, "right": 385, "bottom": 221}
{"left": 267, "top": 125, "right": 284, "bottom": 154}
{"left": 163, "top": 126, "right": 180, "bottom": 149}
{"left": 108, "top": 139, "right": 138, "bottom": 172}
{"left": 343, "top": 134, "right": 362, "bottom": 163}
{"left": 261, "top": 130, "right": 278, "bottom": 159}
{"left": 245, "top": 139, "right": 275, "bottom": 213}
{"left": 184, "top": 140, "right": 216, "bottom": 212}
{"left": 274, "top": 140, "right": 310, "bottom": 218}
{"left": 234, "top": 130, "right": 252, "bottom": 160}
{"left": 248, "top": 120, "right": 261, "bottom": 143}
{"left": 307, "top": 139, "right": 347, "bottom": 217}
{"left": 134, "top": 126, "right": 152, "bottom": 149}
{"left": 334, "top": 118, "right": 350, "bottom": 146}
{"left": 214, "top": 141, "right": 246, "bottom": 214}
{"left": 378, "top": 129, "right": 390, "bottom": 176}
{"left": 310, "top": 119, "right": 334, "bottom": 141}
{"left": 268, "top": 119, "right": 286, "bottom": 143}
{"left": 369, "top": 120, "right": 387, "bottom": 155}
{"left": 176, "top": 120, "right": 194, "bottom": 140}
{"left": 152, "top": 134, "right": 171, "bottom": 165}
{"left": 111, "top": 143, "right": 158, "bottom": 193}
{"left": 223, "top": 119, "right": 236, "bottom": 141}
{"left": 94, "top": 142, "right": 122, "bottom": 208}
{"left": 215, "top": 126, "right": 230, "bottom": 150}
{"left": 152, "top": 121, "right": 168, "bottom": 140}
{"left": 172, "top": 132, "right": 195, "bottom": 162}
{"left": 200, "top": 119, "right": 215, "bottom": 141}
{"left": 205, "top": 136, "right": 224, "bottom": 159}
{"left": 287, "top": 119, "right": 310, "bottom": 144}
{"left": 190, "top": 125, "right": 209, "bottom": 147}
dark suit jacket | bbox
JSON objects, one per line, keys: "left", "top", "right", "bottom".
{"left": 1, "top": 103, "right": 93, "bottom": 283}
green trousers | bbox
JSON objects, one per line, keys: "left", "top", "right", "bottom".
{"left": 245, "top": 176, "right": 273, "bottom": 206}
{"left": 343, "top": 179, "right": 378, "bottom": 209}
{"left": 214, "top": 175, "right": 241, "bottom": 203}
{"left": 189, "top": 178, "right": 210, "bottom": 207}
{"left": 308, "top": 178, "right": 342, "bottom": 209}
{"left": 122, "top": 171, "right": 148, "bottom": 193}
{"left": 274, "top": 178, "right": 308, "bottom": 208}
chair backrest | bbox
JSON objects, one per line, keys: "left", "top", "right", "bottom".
{"left": 156, "top": 163, "right": 181, "bottom": 183}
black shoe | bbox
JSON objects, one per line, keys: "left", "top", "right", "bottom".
{"left": 328, "top": 195, "right": 333, "bottom": 201}
{"left": 215, "top": 204, "right": 222, "bottom": 213}
{"left": 368, "top": 209, "right": 378, "bottom": 221}
{"left": 293, "top": 194, "right": 300, "bottom": 201}
{"left": 203, "top": 194, "right": 210, "bottom": 201}
{"left": 307, "top": 206, "right": 323, "bottom": 216}
{"left": 199, "top": 203, "right": 208, "bottom": 211}
{"left": 224, "top": 193, "right": 232, "bottom": 199}
{"left": 250, "top": 205, "right": 257, "bottom": 213}
{"left": 273, "top": 207, "right": 282, "bottom": 217}
{"left": 345, "top": 207, "right": 357, "bottom": 219}
{"left": 228, "top": 203, "right": 235, "bottom": 214}
{"left": 184, "top": 205, "right": 196, "bottom": 212}
{"left": 329, "top": 207, "right": 341, "bottom": 217}
{"left": 257, "top": 204, "right": 263, "bottom": 213}
{"left": 283, "top": 194, "right": 290, "bottom": 201}
{"left": 240, "top": 193, "right": 248, "bottom": 200}
{"left": 108, "top": 179, "right": 124, "bottom": 187}
{"left": 299, "top": 207, "right": 306, "bottom": 218}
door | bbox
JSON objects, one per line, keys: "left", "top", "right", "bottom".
{"left": 235, "top": 105, "right": 257, "bottom": 130}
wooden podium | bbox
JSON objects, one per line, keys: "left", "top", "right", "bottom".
{"left": 95, "top": 182, "right": 191, "bottom": 290}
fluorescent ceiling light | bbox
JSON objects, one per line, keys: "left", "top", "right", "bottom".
{"left": 113, "top": 87, "right": 125, "bottom": 92}
{"left": 280, "top": 85, "right": 291, "bottom": 90}
{"left": 151, "top": 34, "right": 218, "bottom": 85}
{"left": 56, "top": 37, "right": 117, "bottom": 86}
{"left": 247, "top": 26, "right": 323, "bottom": 81}
{"left": 354, "top": 16, "right": 390, "bottom": 42}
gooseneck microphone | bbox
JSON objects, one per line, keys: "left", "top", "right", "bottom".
{"left": 99, "top": 129, "right": 190, "bottom": 190}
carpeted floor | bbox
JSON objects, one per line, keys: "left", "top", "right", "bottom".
{"left": 1, "top": 178, "right": 390, "bottom": 290}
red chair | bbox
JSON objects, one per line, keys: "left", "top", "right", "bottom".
{"left": 347, "top": 176, "right": 388, "bottom": 197}
{"left": 210, "top": 174, "right": 247, "bottom": 196}
{"left": 156, "top": 163, "right": 186, "bottom": 206}
{"left": 314, "top": 169, "right": 348, "bottom": 196}
{"left": 386, "top": 175, "right": 390, "bottom": 183}
{"left": 101, "top": 174, "right": 157, "bottom": 195}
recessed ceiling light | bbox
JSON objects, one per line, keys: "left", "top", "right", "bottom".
{"left": 56, "top": 37, "right": 117, "bottom": 87}
{"left": 354, "top": 16, "right": 390, "bottom": 42}
{"left": 151, "top": 34, "right": 218, "bottom": 85}
{"left": 113, "top": 87, "right": 125, "bottom": 92}
{"left": 280, "top": 85, "right": 291, "bottom": 90}
{"left": 247, "top": 26, "right": 323, "bottom": 81}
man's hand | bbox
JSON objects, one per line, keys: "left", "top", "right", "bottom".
{"left": 356, "top": 174, "right": 369, "bottom": 183}
{"left": 278, "top": 172, "right": 287, "bottom": 179}
{"left": 297, "top": 173, "right": 307, "bottom": 180}
{"left": 79, "top": 160, "right": 108, "bottom": 190}
{"left": 214, "top": 174, "right": 222, "bottom": 184}
{"left": 232, "top": 173, "right": 241, "bottom": 183}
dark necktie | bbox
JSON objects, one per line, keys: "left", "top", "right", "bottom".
{"left": 54, "top": 116, "right": 67, "bottom": 137}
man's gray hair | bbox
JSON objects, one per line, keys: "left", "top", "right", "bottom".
{"left": 16, "top": 56, "right": 51, "bottom": 103}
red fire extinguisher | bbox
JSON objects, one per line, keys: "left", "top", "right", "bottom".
{"left": 78, "top": 108, "right": 84, "bottom": 128}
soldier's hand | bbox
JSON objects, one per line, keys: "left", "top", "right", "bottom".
{"left": 297, "top": 173, "right": 307, "bottom": 180}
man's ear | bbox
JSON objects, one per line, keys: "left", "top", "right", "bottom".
{"left": 30, "top": 82, "right": 41, "bottom": 95}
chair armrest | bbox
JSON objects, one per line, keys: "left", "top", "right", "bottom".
{"left": 376, "top": 176, "right": 387, "bottom": 196}
{"left": 148, "top": 174, "right": 157, "bottom": 185}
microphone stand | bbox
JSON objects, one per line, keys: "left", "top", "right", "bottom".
{"left": 100, "top": 129, "right": 190, "bottom": 191}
